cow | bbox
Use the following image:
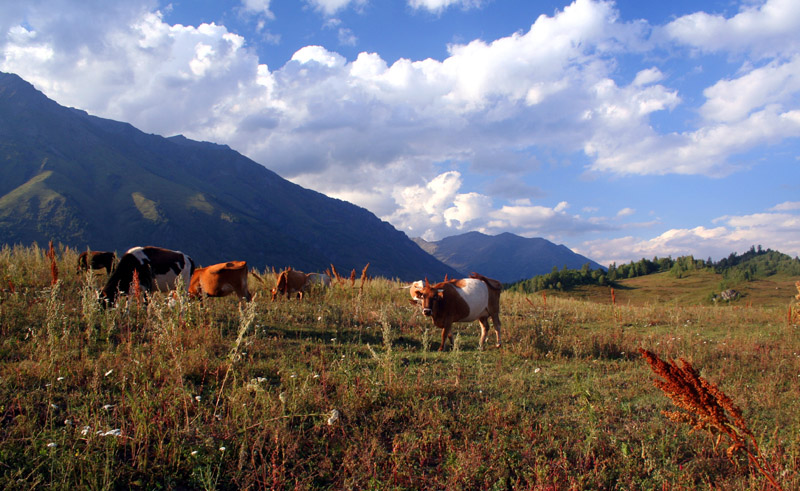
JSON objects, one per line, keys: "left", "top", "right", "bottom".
{"left": 100, "top": 246, "right": 195, "bottom": 306}
{"left": 188, "top": 261, "right": 255, "bottom": 301}
{"left": 271, "top": 268, "right": 331, "bottom": 301}
{"left": 408, "top": 280, "right": 424, "bottom": 303}
{"left": 307, "top": 272, "right": 332, "bottom": 288}
{"left": 411, "top": 272, "right": 503, "bottom": 351}
{"left": 77, "top": 251, "right": 116, "bottom": 275}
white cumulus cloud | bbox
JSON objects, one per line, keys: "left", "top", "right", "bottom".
{"left": 579, "top": 206, "right": 800, "bottom": 266}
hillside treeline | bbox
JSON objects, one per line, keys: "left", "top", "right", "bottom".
{"left": 510, "top": 246, "right": 800, "bottom": 293}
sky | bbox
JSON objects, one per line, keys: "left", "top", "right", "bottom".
{"left": 1, "top": 0, "right": 799, "bottom": 267}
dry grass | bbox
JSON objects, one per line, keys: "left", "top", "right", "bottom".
{"left": 0, "top": 244, "right": 799, "bottom": 488}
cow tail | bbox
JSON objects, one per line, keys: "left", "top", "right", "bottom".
{"left": 470, "top": 272, "right": 503, "bottom": 291}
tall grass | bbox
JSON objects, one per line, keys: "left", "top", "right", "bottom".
{"left": 0, "top": 244, "right": 798, "bottom": 488}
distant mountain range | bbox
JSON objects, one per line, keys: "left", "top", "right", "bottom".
{"left": 0, "top": 71, "right": 459, "bottom": 281}
{"left": 413, "top": 232, "right": 605, "bottom": 283}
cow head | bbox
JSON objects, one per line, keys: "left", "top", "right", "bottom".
{"left": 271, "top": 271, "right": 287, "bottom": 301}
{"left": 417, "top": 278, "right": 444, "bottom": 317}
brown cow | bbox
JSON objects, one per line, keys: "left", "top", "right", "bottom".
{"left": 77, "top": 251, "right": 116, "bottom": 275}
{"left": 189, "top": 261, "right": 255, "bottom": 301}
{"left": 412, "top": 272, "right": 502, "bottom": 351}
{"left": 271, "top": 268, "right": 331, "bottom": 301}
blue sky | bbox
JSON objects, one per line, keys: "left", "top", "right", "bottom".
{"left": 1, "top": 0, "right": 799, "bottom": 266}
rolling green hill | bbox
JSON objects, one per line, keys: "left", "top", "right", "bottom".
{"left": 0, "top": 72, "right": 459, "bottom": 280}
{"left": 510, "top": 248, "right": 800, "bottom": 306}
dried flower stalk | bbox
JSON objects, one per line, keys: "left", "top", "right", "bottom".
{"left": 359, "top": 263, "right": 370, "bottom": 294}
{"left": 47, "top": 240, "right": 58, "bottom": 285}
{"left": 639, "top": 348, "right": 782, "bottom": 490}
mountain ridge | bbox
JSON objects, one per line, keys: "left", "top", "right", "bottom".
{"left": 413, "top": 231, "right": 605, "bottom": 283}
{"left": 0, "top": 71, "right": 459, "bottom": 281}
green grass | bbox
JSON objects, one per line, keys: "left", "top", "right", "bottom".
{"left": 1, "top": 244, "right": 799, "bottom": 489}
{"left": 543, "top": 269, "right": 800, "bottom": 308}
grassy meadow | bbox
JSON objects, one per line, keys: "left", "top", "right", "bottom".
{"left": 1, "top": 244, "right": 799, "bottom": 489}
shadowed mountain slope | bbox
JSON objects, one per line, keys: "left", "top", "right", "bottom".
{"left": 0, "top": 71, "right": 459, "bottom": 280}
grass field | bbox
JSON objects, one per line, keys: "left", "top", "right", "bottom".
{"left": 1, "top": 244, "right": 799, "bottom": 489}
{"left": 540, "top": 269, "right": 800, "bottom": 308}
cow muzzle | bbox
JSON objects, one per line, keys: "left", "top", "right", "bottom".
{"left": 422, "top": 308, "right": 432, "bottom": 316}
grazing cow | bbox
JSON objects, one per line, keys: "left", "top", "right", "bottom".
{"left": 77, "top": 251, "right": 116, "bottom": 275}
{"left": 271, "top": 268, "right": 331, "bottom": 301}
{"left": 100, "top": 246, "right": 195, "bottom": 305}
{"left": 189, "top": 261, "right": 254, "bottom": 301}
{"left": 412, "top": 272, "right": 503, "bottom": 351}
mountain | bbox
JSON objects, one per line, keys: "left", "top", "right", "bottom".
{"left": 0, "top": 72, "right": 459, "bottom": 281}
{"left": 413, "top": 232, "right": 605, "bottom": 283}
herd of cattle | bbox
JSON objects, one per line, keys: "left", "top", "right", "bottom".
{"left": 78, "top": 246, "right": 503, "bottom": 351}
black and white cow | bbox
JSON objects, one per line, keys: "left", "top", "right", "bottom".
{"left": 100, "top": 246, "right": 195, "bottom": 305}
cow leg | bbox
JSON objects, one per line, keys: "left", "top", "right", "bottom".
{"left": 439, "top": 325, "right": 452, "bottom": 351}
{"left": 492, "top": 313, "right": 502, "bottom": 347}
{"left": 478, "top": 317, "right": 491, "bottom": 350}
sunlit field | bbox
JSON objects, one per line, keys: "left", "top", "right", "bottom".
{"left": 1, "top": 244, "right": 799, "bottom": 489}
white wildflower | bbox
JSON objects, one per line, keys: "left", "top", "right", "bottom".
{"left": 104, "top": 369, "right": 113, "bottom": 377}
{"left": 47, "top": 442, "right": 57, "bottom": 448}
{"left": 81, "top": 426, "right": 91, "bottom": 436}
{"left": 102, "top": 404, "right": 114, "bottom": 410}
{"left": 534, "top": 368, "right": 541, "bottom": 374}
{"left": 57, "top": 377, "right": 65, "bottom": 381}
{"left": 195, "top": 396, "right": 201, "bottom": 402}
{"left": 219, "top": 446, "right": 226, "bottom": 452}
{"left": 103, "top": 429, "right": 121, "bottom": 437}
{"left": 191, "top": 450, "right": 198, "bottom": 456}
{"left": 327, "top": 409, "right": 340, "bottom": 425}
{"left": 279, "top": 392, "right": 286, "bottom": 404}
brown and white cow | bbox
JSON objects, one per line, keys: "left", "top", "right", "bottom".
{"left": 77, "top": 251, "right": 116, "bottom": 275}
{"left": 189, "top": 261, "right": 254, "bottom": 301}
{"left": 271, "top": 268, "right": 331, "bottom": 301}
{"left": 100, "top": 246, "right": 195, "bottom": 305}
{"left": 412, "top": 272, "right": 503, "bottom": 351}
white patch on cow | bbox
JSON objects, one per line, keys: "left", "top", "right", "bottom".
{"left": 307, "top": 273, "right": 331, "bottom": 287}
{"left": 126, "top": 246, "right": 148, "bottom": 265}
{"left": 452, "top": 278, "right": 489, "bottom": 322}
{"left": 153, "top": 269, "right": 181, "bottom": 292}
{"left": 151, "top": 252, "right": 193, "bottom": 292}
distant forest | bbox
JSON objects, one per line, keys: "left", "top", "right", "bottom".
{"left": 509, "top": 246, "right": 800, "bottom": 293}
